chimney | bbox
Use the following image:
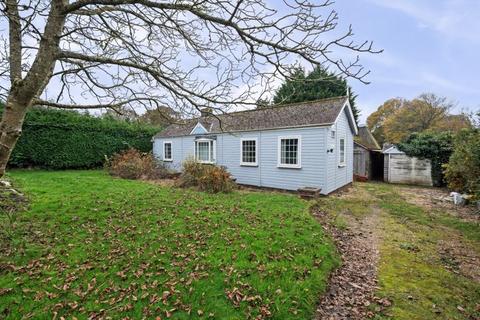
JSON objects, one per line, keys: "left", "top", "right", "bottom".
{"left": 200, "top": 107, "right": 212, "bottom": 117}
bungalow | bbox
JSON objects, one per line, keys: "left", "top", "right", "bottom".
{"left": 153, "top": 96, "right": 358, "bottom": 194}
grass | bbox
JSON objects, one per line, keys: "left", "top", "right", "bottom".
{"left": 0, "top": 170, "right": 338, "bottom": 319}
{"left": 371, "top": 183, "right": 480, "bottom": 320}
{"left": 316, "top": 182, "right": 480, "bottom": 320}
{"left": 375, "top": 185, "right": 480, "bottom": 242}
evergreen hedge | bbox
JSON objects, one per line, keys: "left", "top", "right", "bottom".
{"left": 1, "top": 104, "right": 159, "bottom": 169}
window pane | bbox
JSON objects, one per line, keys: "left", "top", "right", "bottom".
{"left": 210, "top": 141, "right": 214, "bottom": 161}
{"left": 197, "top": 141, "right": 210, "bottom": 162}
{"left": 280, "top": 138, "right": 298, "bottom": 165}
{"left": 242, "top": 140, "right": 256, "bottom": 163}
{"left": 340, "top": 139, "right": 345, "bottom": 163}
{"left": 164, "top": 143, "right": 172, "bottom": 159}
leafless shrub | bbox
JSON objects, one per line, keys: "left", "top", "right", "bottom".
{"left": 105, "top": 148, "right": 170, "bottom": 180}
{"left": 177, "top": 157, "right": 236, "bottom": 193}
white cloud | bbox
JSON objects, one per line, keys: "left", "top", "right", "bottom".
{"left": 419, "top": 71, "right": 477, "bottom": 95}
{"left": 366, "top": 0, "right": 480, "bottom": 42}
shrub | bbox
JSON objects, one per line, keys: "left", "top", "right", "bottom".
{"left": 444, "top": 128, "right": 480, "bottom": 199}
{"left": 4, "top": 106, "right": 159, "bottom": 169}
{"left": 106, "top": 148, "right": 170, "bottom": 180}
{"left": 197, "top": 165, "right": 236, "bottom": 193}
{"left": 177, "top": 157, "right": 205, "bottom": 187}
{"left": 177, "top": 157, "right": 236, "bottom": 193}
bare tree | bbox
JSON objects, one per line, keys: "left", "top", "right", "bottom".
{"left": 0, "top": 0, "right": 380, "bottom": 177}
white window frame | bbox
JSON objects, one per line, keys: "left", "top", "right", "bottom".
{"left": 277, "top": 135, "right": 302, "bottom": 169}
{"left": 163, "top": 141, "right": 173, "bottom": 161}
{"left": 195, "top": 138, "right": 216, "bottom": 164}
{"left": 338, "top": 136, "right": 346, "bottom": 167}
{"left": 330, "top": 129, "right": 336, "bottom": 139}
{"left": 240, "top": 138, "right": 258, "bottom": 166}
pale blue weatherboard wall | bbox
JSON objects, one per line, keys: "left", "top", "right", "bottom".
{"left": 325, "top": 108, "right": 354, "bottom": 193}
{"left": 153, "top": 110, "right": 354, "bottom": 194}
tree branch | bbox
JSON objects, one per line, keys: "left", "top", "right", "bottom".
{"left": 5, "top": 0, "right": 22, "bottom": 83}
{"left": 34, "top": 97, "right": 159, "bottom": 113}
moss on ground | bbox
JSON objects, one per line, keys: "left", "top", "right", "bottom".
{"left": 319, "top": 182, "right": 480, "bottom": 320}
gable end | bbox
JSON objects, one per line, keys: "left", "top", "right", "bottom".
{"left": 190, "top": 122, "right": 209, "bottom": 135}
{"left": 334, "top": 100, "right": 358, "bottom": 135}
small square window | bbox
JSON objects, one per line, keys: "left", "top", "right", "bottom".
{"left": 241, "top": 139, "right": 257, "bottom": 166}
{"left": 331, "top": 130, "right": 336, "bottom": 138}
{"left": 278, "top": 136, "right": 301, "bottom": 168}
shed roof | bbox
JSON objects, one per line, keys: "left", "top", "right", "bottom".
{"left": 155, "top": 96, "right": 355, "bottom": 138}
{"left": 354, "top": 125, "right": 381, "bottom": 150}
{"left": 383, "top": 145, "right": 405, "bottom": 154}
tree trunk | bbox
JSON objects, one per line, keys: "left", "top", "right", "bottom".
{"left": 0, "top": 96, "right": 29, "bottom": 178}
{"left": 0, "top": 1, "right": 67, "bottom": 178}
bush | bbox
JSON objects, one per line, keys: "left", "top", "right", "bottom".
{"left": 106, "top": 148, "right": 170, "bottom": 180}
{"left": 197, "top": 165, "right": 236, "bottom": 193}
{"left": 444, "top": 128, "right": 480, "bottom": 199}
{"left": 177, "top": 157, "right": 205, "bottom": 187}
{"left": 177, "top": 157, "right": 236, "bottom": 193}
{"left": 3, "top": 106, "right": 159, "bottom": 169}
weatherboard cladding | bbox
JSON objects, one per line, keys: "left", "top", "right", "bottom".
{"left": 154, "top": 96, "right": 348, "bottom": 138}
{"left": 153, "top": 126, "right": 330, "bottom": 192}
{"left": 325, "top": 108, "right": 353, "bottom": 193}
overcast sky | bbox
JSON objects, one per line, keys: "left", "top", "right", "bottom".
{"left": 1, "top": 0, "right": 479, "bottom": 122}
{"left": 330, "top": 0, "right": 480, "bottom": 123}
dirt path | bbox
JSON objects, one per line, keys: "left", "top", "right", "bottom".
{"left": 313, "top": 207, "right": 383, "bottom": 320}
{"left": 312, "top": 183, "right": 480, "bottom": 319}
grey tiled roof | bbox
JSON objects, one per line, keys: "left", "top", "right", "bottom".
{"left": 155, "top": 96, "right": 348, "bottom": 138}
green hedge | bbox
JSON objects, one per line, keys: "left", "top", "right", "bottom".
{"left": 2, "top": 105, "right": 159, "bottom": 169}
{"left": 444, "top": 128, "right": 480, "bottom": 199}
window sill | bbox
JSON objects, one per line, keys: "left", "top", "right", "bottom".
{"left": 338, "top": 164, "right": 346, "bottom": 168}
{"left": 277, "top": 164, "right": 302, "bottom": 169}
{"left": 163, "top": 159, "right": 173, "bottom": 162}
{"left": 240, "top": 163, "right": 258, "bottom": 167}
{"left": 197, "top": 161, "right": 215, "bottom": 165}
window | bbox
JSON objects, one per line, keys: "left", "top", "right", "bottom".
{"left": 278, "top": 136, "right": 301, "bottom": 168}
{"left": 195, "top": 139, "right": 215, "bottom": 163}
{"left": 330, "top": 130, "right": 336, "bottom": 138}
{"left": 240, "top": 138, "right": 257, "bottom": 166}
{"left": 163, "top": 141, "right": 172, "bottom": 161}
{"left": 339, "top": 137, "right": 346, "bottom": 166}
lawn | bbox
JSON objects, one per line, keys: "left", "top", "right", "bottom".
{"left": 0, "top": 170, "right": 337, "bottom": 319}
{"left": 316, "top": 182, "right": 480, "bottom": 320}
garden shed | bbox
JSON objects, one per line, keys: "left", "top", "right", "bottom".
{"left": 383, "top": 146, "right": 432, "bottom": 186}
{"left": 353, "top": 125, "right": 383, "bottom": 180}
